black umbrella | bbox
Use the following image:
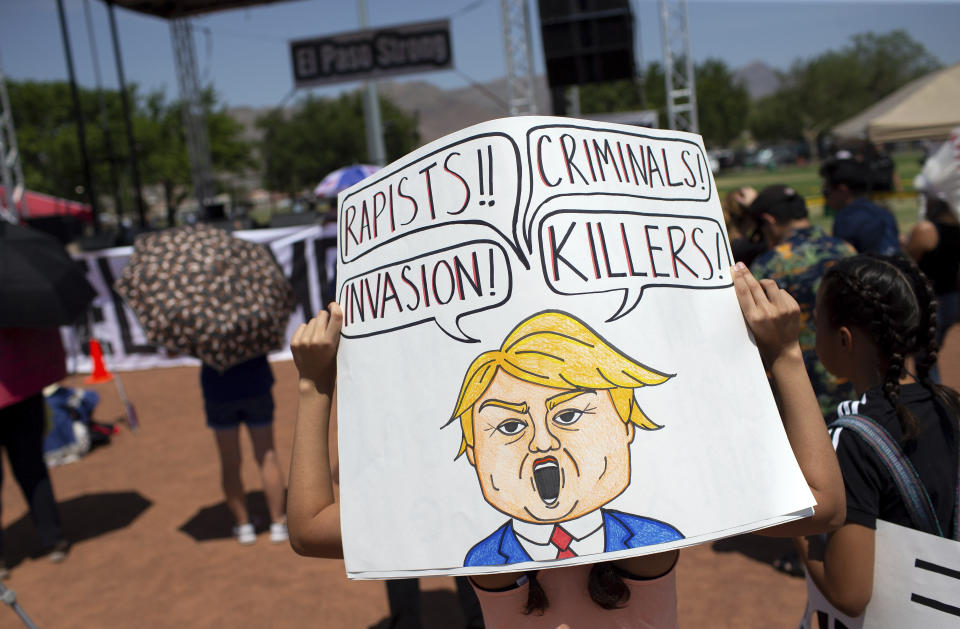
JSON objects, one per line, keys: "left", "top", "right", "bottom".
{"left": 0, "top": 221, "right": 95, "bottom": 327}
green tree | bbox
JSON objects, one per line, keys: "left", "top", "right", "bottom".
{"left": 136, "top": 90, "right": 189, "bottom": 221}
{"left": 579, "top": 62, "right": 665, "bottom": 121}
{"left": 748, "top": 89, "right": 800, "bottom": 144}
{"left": 8, "top": 80, "right": 110, "bottom": 201}
{"left": 750, "top": 30, "right": 941, "bottom": 149}
{"left": 579, "top": 59, "right": 748, "bottom": 147}
{"left": 692, "top": 59, "right": 749, "bottom": 147}
{"left": 7, "top": 80, "right": 252, "bottom": 224}
{"left": 137, "top": 88, "right": 253, "bottom": 224}
{"left": 257, "top": 92, "right": 419, "bottom": 196}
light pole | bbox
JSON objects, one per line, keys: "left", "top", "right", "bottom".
{"left": 357, "top": 0, "right": 387, "bottom": 166}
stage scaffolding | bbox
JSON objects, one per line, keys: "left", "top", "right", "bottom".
{"left": 659, "top": 0, "right": 698, "bottom": 133}
{"left": 500, "top": 0, "right": 538, "bottom": 116}
{"left": 0, "top": 56, "right": 28, "bottom": 222}
{"left": 170, "top": 17, "right": 216, "bottom": 215}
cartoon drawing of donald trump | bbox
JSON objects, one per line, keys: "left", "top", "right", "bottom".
{"left": 448, "top": 310, "right": 683, "bottom": 567}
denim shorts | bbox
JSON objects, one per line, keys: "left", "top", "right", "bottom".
{"left": 204, "top": 393, "right": 275, "bottom": 430}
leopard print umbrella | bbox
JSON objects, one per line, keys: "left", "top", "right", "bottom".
{"left": 115, "top": 224, "right": 296, "bottom": 372}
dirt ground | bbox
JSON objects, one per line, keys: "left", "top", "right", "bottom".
{"left": 3, "top": 327, "right": 958, "bottom": 628}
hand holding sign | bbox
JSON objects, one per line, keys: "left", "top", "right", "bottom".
{"left": 731, "top": 262, "right": 803, "bottom": 365}
{"left": 291, "top": 303, "right": 343, "bottom": 394}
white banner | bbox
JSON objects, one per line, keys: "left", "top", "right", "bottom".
{"left": 61, "top": 224, "right": 338, "bottom": 373}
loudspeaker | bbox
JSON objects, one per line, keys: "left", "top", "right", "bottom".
{"left": 204, "top": 202, "right": 227, "bottom": 221}
{"left": 538, "top": 0, "right": 636, "bottom": 88}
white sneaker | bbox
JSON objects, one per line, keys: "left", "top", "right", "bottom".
{"left": 269, "top": 521, "right": 288, "bottom": 544}
{"left": 234, "top": 523, "right": 256, "bottom": 545}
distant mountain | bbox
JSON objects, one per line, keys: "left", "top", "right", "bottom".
{"left": 379, "top": 76, "right": 550, "bottom": 143}
{"left": 227, "top": 106, "right": 268, "bottom": 144}
{"left": 733, "top": 60, "right": 781, "bottom": 100}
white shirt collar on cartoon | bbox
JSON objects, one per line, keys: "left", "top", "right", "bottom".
{"left": 512, "top": 510, "right": 605, "bottom": 561}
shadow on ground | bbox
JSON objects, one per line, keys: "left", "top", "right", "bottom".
{"left": 711, "top": 533, "right": 797, "bottom": 566}
{"left": 2, "top": 490, "right": 151, "bottom": 568}
{"left": 178, "top": 491, "right": 272, "bottom": 541}
{"left": 368, "top": 588, "right": 471, "bottom": 629}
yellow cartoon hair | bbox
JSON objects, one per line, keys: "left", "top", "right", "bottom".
{"left": 449, "top": 310, "right": 673, "bottom": 457}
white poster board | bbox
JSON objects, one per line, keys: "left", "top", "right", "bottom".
{"left": 335, "top": 116, "right": 816, "bottom": 578}
{"left": 802, "top": 521, "right": 960, "bottom": 628}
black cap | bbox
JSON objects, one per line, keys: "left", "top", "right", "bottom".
{"left": 820, "top": 157, "right": 870, "bottom": 191}
{"left": 747, "top": 184, "right": 808, "bottom": 221}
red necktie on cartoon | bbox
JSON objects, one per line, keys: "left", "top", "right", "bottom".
{"left": 550, "top": 525, "right": 577, "bottom": 559}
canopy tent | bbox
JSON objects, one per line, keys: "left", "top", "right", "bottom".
{"left": 0, "top": 186, "right": 92, "bottom": 221}
{"left": 833, "top": 62, "right": 960, "bottom": 143}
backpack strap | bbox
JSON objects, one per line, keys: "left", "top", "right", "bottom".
{"left": 954, "top": 435, "right": 960, "bottom": 542}
{"left": 830, "top": 414, "right": 944, "bottom": 538}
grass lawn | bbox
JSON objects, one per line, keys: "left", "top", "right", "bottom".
{"left": 249, "top": 206, "right": 273, "bottom": 225}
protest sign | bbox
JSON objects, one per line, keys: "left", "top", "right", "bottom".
{"left": 335, "top": 116, "right": 816, "bottom": 579}
{"left": 802, "top": 521, "right": 960, "bottom": 628}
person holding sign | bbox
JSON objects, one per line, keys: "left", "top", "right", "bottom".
{"left": 748, "top": 184, "right": 857, "bottom": 419}
{"left": 286, "top": 263, "right": 845, "bottom": 626}
{"left": 795, "top": 254, "right": 960, "bottom": 621}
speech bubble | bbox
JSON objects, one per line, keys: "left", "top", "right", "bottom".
{"left": 339, "top": 133, "right": 527, "bottom": 268}
{"left": 538, "top": 209, "right": 732, "bottom": 321}
{"left": 338, "top": 239, "right": 512, "bottom": 342}
{"left": 523, "top": 123, "right": 712, "bottom": 251}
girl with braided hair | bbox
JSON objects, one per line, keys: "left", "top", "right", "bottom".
{"left": 795, "top": 253, "right": 960, "bottom": 618}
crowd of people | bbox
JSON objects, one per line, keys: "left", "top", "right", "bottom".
{"left": 2, "top": 144, "right": 958, "bottom": 628}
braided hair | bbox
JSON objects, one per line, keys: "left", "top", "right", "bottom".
{"left": 884, "top": 255, "right": 960, "bottom": 422}
{"left": 522, "top": 563, "right": 631, "bottom": 615}
{"left": 819, "top": 254, "right": 960, "bottom": 440}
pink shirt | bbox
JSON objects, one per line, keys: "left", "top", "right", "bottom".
{"left": 0, "top": 327, "right": 66, "bottom": 408}
{"left": 472, "top": 564, "right": 678, "bottom": 629}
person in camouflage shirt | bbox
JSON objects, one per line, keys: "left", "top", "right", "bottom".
{"left": 748, "top": 185, "right": 857, "bottom": 420}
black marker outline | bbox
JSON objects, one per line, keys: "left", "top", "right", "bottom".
{"left": 910, "top": 594, "right": 960, "bottom": 617}
{"left": 915, "top": 558, "right": 960, "bottom": 581}
{"left": 536, "top": 208, "right": 733, "bottom": 322}
{"left": 337, "top": 238, "right": 512, "bottom": 343}
{"left": 523, "top": 123, "right": 713, "bottom": 253}
{"left": 338, "top": 131, "right": 527, "bottom": 269}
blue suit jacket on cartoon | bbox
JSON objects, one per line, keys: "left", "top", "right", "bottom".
{"left": 464, "top": 509, "right": 683, "bottom": 567}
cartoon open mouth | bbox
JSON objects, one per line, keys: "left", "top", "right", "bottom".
{"left": 533, "top": 456, "right": 560, "bottom": 505}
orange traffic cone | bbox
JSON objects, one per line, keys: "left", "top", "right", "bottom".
{"left": 85, "top": 338, "right": 114, "bottom": 384}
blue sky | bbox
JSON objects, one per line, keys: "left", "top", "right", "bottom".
{"left": 1, "top": 0, "right": 958, "bottom": 108}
